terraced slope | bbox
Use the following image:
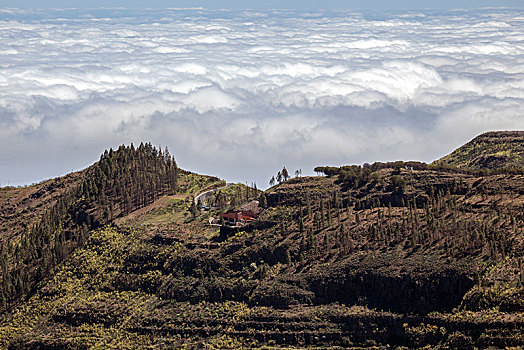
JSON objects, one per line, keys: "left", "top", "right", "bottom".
{"left": 1, "top": 163, "right": 523, "bottom": 348}
{"left": 433, "top": 131, "right": 524, "bottom": 170}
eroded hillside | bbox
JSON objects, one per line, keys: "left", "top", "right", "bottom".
{"left": 1, "top": 159, "right": 523, "bottom": 348}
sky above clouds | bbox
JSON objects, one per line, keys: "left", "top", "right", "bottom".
{"left": 0, "top": 8, "right": 523, "bottom": 187}
{"left": 2, "top": 0, "right": 524, "bottom": 9}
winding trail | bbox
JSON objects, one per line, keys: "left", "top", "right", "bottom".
{"left": 194, "top": 183, "right": 231, "bottom": 205}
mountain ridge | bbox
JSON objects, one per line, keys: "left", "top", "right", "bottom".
{"left": 433, "top": 130, "right": 524, "bottom": 170}
{"left": 0, "top": 133, "right": 523, "bottom": 348}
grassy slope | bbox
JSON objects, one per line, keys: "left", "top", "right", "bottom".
{"left": 0, "top": 173, "right": 254, "bottom": 348}
{"left": 1, "top": 168, "right": 523, "bottom": 349}
{"left": 433, "top": 131, "right": 524, "bottom": 170}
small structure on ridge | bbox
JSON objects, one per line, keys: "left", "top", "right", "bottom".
{"left": 219, "top": 200, "right": 261, "bottom": 228}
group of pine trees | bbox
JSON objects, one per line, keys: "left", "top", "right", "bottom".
{"left": 83, "top": 142, "right": 178, "bottom": 218}
{"left": 269, "top": 167, "right": 302, "bottom": 187}
{"left": 267, "top": 171, "right": 523, "bottom": 269}
{"left": 0, "top": 143, "right": 179, "bottom": 312}
{"left": 314, "top": 160, "right": 524, "bottom": 180}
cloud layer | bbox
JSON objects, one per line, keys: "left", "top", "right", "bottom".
{"left": 0, "top": 8, "right": 523, "bottom": 187}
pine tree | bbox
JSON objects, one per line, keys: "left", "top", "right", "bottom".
{"left": 282, "top": 167, "right": 289, "bottom": 181}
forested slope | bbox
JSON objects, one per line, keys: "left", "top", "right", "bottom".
{"left": 0, "top": 143, "right": 180, "bottom": 312}
{"left": 1, "top": 133, "right": 523, "bottom": 348}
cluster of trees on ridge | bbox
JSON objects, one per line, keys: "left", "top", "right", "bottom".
{"left": 314, "top": 160, "right": 524, "bottom": 180}
{"left": 0, "top": 143, "right": 179, "bottom": 312}
{"left": 269, "top": 167, "right": 303, "bottom": 187}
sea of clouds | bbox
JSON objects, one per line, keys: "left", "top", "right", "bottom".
{"left": 0, "top": 8, "right": 523, "bottom": 187}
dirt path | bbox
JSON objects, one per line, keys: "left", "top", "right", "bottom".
{"left": 194, "top": 183, "right": 231, "bottom": 205}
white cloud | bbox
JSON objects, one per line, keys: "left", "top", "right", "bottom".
{"left": 0, "top": 8, "right": 523, "bottom": 187}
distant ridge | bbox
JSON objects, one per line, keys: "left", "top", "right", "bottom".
{"left": 433, "top": 131, "right": 524, "bottom": 170}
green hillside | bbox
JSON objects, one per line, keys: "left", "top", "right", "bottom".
{"left": 0, "top": 143, "right": 218, "bottom": 314}
{"left": 1, "top": 135, "right": 524, "bottom": 348}
{"left": 433, "top": 131, "right": 524, "bottom": 170}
